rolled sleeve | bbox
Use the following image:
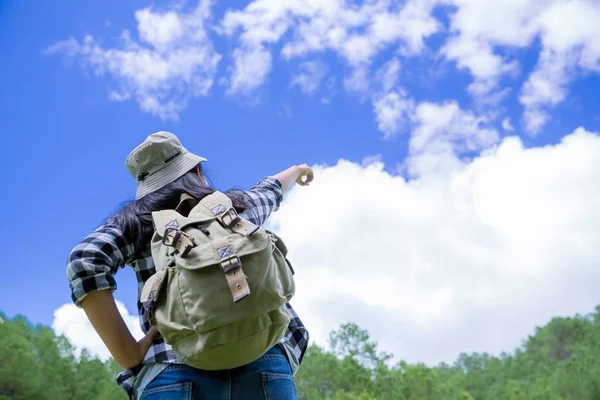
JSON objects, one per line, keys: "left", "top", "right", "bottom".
{"left": 66, "top": 222, "right": 134, "bottom": 307}
{"left": 240, "top": 176, "right": 284, "bottom": 226}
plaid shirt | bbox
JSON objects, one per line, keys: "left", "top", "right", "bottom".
{"left": 66, "top": 177, "right": 309, "bottom": 397}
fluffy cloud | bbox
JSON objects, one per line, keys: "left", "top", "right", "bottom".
{"left": 52, "top": 300, "right": 144, "bottom": 361}
{"left": 343, "top": 66, "right": 371, "bottom": 96}
{"left": 442, "top": 0, "right": 600, "bottom": 132}
{"left": 220, "top": 0, "right": 441, "bottom": 95}
{"left": 370, "top": 58, "right": 415, "bottom": 139}
{"left": 502, "top": 117, "right": 514, "bottom": 132}
{"left": 45, "top": 1, "right": 220, "bottom": 120}
{"left": 375, "top": 58, "right": 401, "bottom": 93}
{"left": 289, "top": 61, "right": 329, "bottom": 95}
{"left": 226, "top": 46, "right": 272, "bottom": 96}
{"left": 268, "top": 126, "right": 600, "bottom": 365}
{"left": 372, "top": 91, "right": 414, "bottom": 139}
{"left": 223, "top": 0, "right": 600, "bottom": 136}
{"left": 441, "top": 0, "right": 537, "bottom": 96}
{"left": 371, "top": 63, "right": 497, "bottom": 149}
{"left": 518, "top": 0, "right": 600, "bottom": 134}
{"left": 409, "top": 101, "right": 498, "bottom": 154}
{"left": 46, "top": 0, "right": 600, "bottom": 135}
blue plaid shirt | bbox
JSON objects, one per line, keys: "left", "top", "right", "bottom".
{"left": 66, "top": 177, "right": 309, "bottom": 397}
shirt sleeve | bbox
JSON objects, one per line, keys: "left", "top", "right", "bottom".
{"left": 239, "top": 176, "right": 285, "bottom": 227}
{"left": 66, "top": 220, "right": 136, "bottom": 307}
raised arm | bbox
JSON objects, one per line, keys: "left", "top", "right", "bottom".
{"left": 271, "top": 164, "right": 314, "bottom": 192}
{"left": 240, "top": 164, "right": 314, "bottom": 227}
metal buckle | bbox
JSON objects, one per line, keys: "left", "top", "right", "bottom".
{"left": 220, "top": 207, "right": 241, "bottom": 229}
{"left": 162, "top": 227, "right": 181, "bottom": 246}
{"left": 221, "top": 255, "right": 242, "bottom": 273}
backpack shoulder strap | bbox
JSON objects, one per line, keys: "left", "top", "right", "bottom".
{"left": 152, "top": 209, "right": 180, "bottom": 237}
{"left": 199, "top": 191, "right": 233, "bottom": 216}
{"left": 268, "top": 230, "right": 295, "bottom": 276}
{"left": 200, "top": 191, "right": 259, "bottom": 237}
{"left": 175, "top": 193, "right": 198, "bottom": 216}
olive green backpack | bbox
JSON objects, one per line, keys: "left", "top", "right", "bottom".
{"left": 140, "top": 191, "right": 295, "bottom": 370}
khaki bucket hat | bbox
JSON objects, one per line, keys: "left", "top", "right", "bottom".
{"left": 126, "top": 131, "right": 207, "bottom": 200}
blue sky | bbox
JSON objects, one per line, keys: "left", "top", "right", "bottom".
{"left": 2, "top": 0, "right": 600, "bottom": 364}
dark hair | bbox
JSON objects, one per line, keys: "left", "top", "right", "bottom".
{"left": 108, "top": 164, "right": 251, "bottom": 255}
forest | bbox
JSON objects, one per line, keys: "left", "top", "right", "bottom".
{"left": 2, "top": 305, "right": 600, "bottom": 400}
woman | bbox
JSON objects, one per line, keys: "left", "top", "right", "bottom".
{"left": 66, "top": 131, "right": 313, "bottom": 399}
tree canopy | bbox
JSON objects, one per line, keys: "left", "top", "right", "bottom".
{"left": 3, "top": 305, "right": 600, "bottom": 399}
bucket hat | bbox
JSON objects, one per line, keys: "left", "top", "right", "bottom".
{"left": 126, "top": 131, "right": 207, "bottom": 199}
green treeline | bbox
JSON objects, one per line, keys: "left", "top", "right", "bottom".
{"left": 2, "top": 305, "right": 600, "bottom": 399}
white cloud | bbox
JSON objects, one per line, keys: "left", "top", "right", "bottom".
{"left": 362, "top": 154, "right": 383, "bottom": 166}
{"left": 45, "top": 37, "right": 81, "bottom": 58}
{"left": 409, "top": 100, "right": 499, "bottom": 156}
{"left": 502, "top": 117, "right": 514, "bottom": 132}
{"left": 372, "top": 90, "right": 414, "bottom": 139}
{"left": 45, "top": 1, "right": 220, "bottom": 120}
{"left": 289, "top": 61, "right": 328, "bottom": 95}
{"left": 220, "top": 0, "right": 442, "bottom": 95}
{"left": 52, "top": 299, "right": 144, "bottom": 361}
{"left": 226, "top": 45, "right": 272, "bottom": 96}
{"left": 218, "top": 0, "right": 293, "bottom": 96}
{"left": 442, "top": 36, "right": 517, "bottom": 97}
{"left": 343, "top": 66, "right": 371, "bottom": 96}
{"left": 375, "top": 58, "right": 401, "bottom": 93}
{"left": 369, "top": 62, "right": 499, "bottom": 145}
{"left": 440, "top": 0, "right": 540, "bottom": 98}
{"left": 47, "top": 0, "right": 600, "bottom": 138}
{"left": 520, "top": 0, "right": 600, "bottom": 133}
{"left": 320, "top": 76, "right": 338, "bottom": 104}
{"left": 269, "top": 126, "right": 600, "bottom": 365}
{"left": 519, "top": 48, "right": 573, "bottom": 135}
{"left": 136, "top": 8, "right": 185, "bottom": 52}
{"left": 522, "top": 108, "right": 551, "bottom": 135}
{"left": 284, "top": 0, "right": 441, "bottom": 61}
{"left": 370, "top": 58, "right": 414, "bottom": 138}
{"left": 441, "top": 0, "right": 600, "bottom": 132}
{"left": 369, "top": 98, "right": 500, "bottom": 166}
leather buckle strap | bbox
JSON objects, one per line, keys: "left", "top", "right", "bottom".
{"left": 175, "top": 233, "right": 196, "bottom": 258}
{"left": 219, "top": 207, "right": 241, "bottom": 229}
{"left": 163, "top": 223, "right": 196, "bottom": 258}
{"left": 141, "top": 270, "right": 167, "bottom": 324}
{"left": 229, "top": 269, "right": 250, "bottom": 302}
{"left": 203, "top": 193, "right": 259, "bottom": 237}
{"left": 212, "top": 237, "right": 250, "bottom": 302}
{"left": 214, "top": 242, "right": 242, "bottom": 273}
{"left": 221, "top": 255, "right": 242, "bottom": 273}
{"left": 219, "top": 208, "right": 260, "bottom": 237}
{"left": 162, "top": 227, "right": 181, "bottom": 246}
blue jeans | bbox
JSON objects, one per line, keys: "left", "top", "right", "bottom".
{"left": 140, "top": 345, "right": 297, "bottom": 400}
